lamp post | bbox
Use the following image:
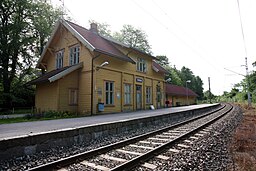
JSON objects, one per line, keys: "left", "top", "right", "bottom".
{"left": 186, "top": 80, "right": 191, "bottom": 105}
{"left": 93, "top": 61, "right": 109, "bottom": 114}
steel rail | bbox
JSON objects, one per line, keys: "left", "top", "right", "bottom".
{"left": 110, "top": 103, "right": 233, "bottom": 171}
{"left": 27, "top": 104, "right": 225, "bottom": 171}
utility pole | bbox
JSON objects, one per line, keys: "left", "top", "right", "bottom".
{"left": 208, "top": 77, "right": 211, "bottom": 103}
{"left": 237, "top": 0, "right": 251, "bottom": 107}
{"left": 245, "top": 57, "right": 252, "bottom": 107}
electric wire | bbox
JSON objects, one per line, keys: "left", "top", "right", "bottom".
{"left": 151, "top": 0, "right": 223, "bottom": 73}
{"left": 132, "top": 0, "right": 222, "bottom": 73}
{"left": 236, "top": 0, "right": 248, "bottom": 57}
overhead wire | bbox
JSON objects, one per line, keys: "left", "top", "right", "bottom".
{"left": 132, "top": 0, "right": 222, "bottom": 73}
{"left": 151, "top": 0, "right": 223, "bottom": 72}
{"left": 236, "top": 0, "right": 248, "bottom": 57}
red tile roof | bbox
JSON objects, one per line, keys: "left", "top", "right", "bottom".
{"left": 66, "top": 21, "right": 136, "bottom": 64}
{"left": 166, "top": 84, "right": 198, "bottom": 97}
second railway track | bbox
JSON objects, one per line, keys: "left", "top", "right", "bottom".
{"left": 28, "top": 103, "right": 233, "bottom": 171}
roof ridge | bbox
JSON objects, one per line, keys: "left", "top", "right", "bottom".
{"left": 65, "top": 20, "right": 90, "bottom": 31}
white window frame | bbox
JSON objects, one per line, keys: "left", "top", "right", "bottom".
{"left": 137, "top": 57, "right": 147, "bottom": 72}
{"left": 56, "top": 50, "right": 64, "bottom": 69}
{"left": 146, "top": 86, "right": 152, "bottom": 104}
{"left": 124, "top": 84, "right": 132, "bottom": 105}
{"left": 69, "top": 89, "right": 78, "bottom": 105}
{"left": 105, "top": 81, "right": 114, "bottom": 105}
{"left": 69, "top": 45, "right": 80, "bottom": 65}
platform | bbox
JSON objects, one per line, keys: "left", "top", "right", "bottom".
{"left": 0, "top": 104, "right": 217, "bottom": 140}
{"left": 0, "top": 103, "right": 219, "bottom": 160}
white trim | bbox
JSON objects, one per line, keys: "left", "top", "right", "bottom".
{"left": 36, "top": 21, "right": 61, "bottom": 67}
{"left": 152, "top": 65, "right": 159, "bottom": 72}
{"left": 62, "top": 20, "right": 95, "bottom": 51}
{"left": 37, "top": 19, "right": 95, "bottom": 68}
{"left": 48, "top": 62, "right": 83, "bottom": 82}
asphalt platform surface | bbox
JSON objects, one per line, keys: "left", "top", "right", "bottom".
{"left": 0, "top": 104, "right": 217, "bottom": 140}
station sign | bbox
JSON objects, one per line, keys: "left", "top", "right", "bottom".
{"left": 136, "top": 78, "right": 143, "bottom": 83}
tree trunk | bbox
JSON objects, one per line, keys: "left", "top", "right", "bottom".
{"left": 2, "top": 59, "right": 11, "bottom": 109}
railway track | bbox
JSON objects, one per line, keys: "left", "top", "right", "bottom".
{"left": 28, "top": 103, "right": 232, "bottom": 171}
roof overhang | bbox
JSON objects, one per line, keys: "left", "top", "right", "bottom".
{"left": 63, "top": 20, "right": 95, "bottom": 51}
{"left": 48, "top": 62, "right": 83, "bottom": 82}
{"left": 36, "top": 19, "right": 95, "bottom": 68}
{"left": 36, "top": 21, "right": 61, "bottom": 68}
{"left": 94, "top": 49, "right": 136, "bottom": 64}
{"left": 152, "top": 64, "right": 159, "bottom": 72}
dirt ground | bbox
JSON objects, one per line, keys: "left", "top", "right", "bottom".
{"left": 229, "top": 103, "right": 256, "bottom": 171}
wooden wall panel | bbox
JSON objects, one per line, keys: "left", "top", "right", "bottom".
{"left": 35, "top": 82, "right": 58, "bottom": 112}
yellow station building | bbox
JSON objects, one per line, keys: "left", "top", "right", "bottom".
{"left": 30, "top": 19, "right": 167, "bottom": 115}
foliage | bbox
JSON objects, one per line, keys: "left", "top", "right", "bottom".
{"left": 43, "top": 110, "right": 75, "bottom": 118}
{"left": 156, "top": 55, "right": 204, "bottom": 99}
{"left": 155, "top": 55, "right": 169, "bottom": 67}
{"left": 31, "top": 1, "right": 64, "bottom": 56}
{"left": 165, "top": 66, "right": 182, "bottom": 86}
{"left": 222, "top": 61, "right": 256, "bottom": 104}
{"left": 113, "top": 25, "right": 152, "bottom": 54}
{"left": 175, "top": 66, "right": 204, "bottom": 100}
{"left": 89, "top": 20, "right": 112, "bottom": 37}
{"left": 0, "top": 0, "right": 63, "bottom": 108}
{"left": 92, "top": 21, "right": 152, "bottom": 54}
{"left": 0, "top": 110, "right": 78, "bottom": 124}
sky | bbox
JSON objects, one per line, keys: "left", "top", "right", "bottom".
{"left": 51, "top": 0, "right": 256, "bottom": 95}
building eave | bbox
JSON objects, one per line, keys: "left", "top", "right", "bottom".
{"left": 36, "top": 21, "right": 61, "bottom": 68}
{"left": 63, "top": 20, "right": 95, "bottom": 52}
{"left": 36, "top": 19, "right": 96, "bottom": 68}
{"left": 48, "top": 62, "right": 83, "bottom": 82}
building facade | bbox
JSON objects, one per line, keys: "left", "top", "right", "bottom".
{"left": 31, "top": 20, "right": 166, "bottom": 115}
{"left": 165, "top": 84, "right": 198, "bottom": 107}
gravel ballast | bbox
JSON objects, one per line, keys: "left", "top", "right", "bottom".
{"left": 0, "top": 104, "right": 236, "bottom": 171}
{"left": 134, "top": 104, "right": 243, "bottom": 171}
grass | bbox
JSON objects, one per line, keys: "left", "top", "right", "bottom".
{"left": 0, "top": 111, "right": 80, "bottom": 124}
{"left": 0, "top": 108, "right": 33, "bottom": 115}
{"left": 228, "top": 102, "right": 256, "bottom": 171}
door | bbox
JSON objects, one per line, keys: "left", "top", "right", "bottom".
{"left": 156, "top": 85, "right": 161, "bottom": 108}
{"left": 136, "top": 85, "right": 142, "bottom": 110}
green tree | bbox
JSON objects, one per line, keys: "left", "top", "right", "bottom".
{"left": 165, "top": 66, "right": 182, "bottom": 86}
{"left": 113, "top": 25, "right": 152, "bottom": 54}
{"left": 1, "top": 0, "right": 32, "bottom": 108}
{"left": 179, "top": 67, "right": 204, "bottom": 99}
{"left": 0, "top": 0, "right": 63, "bottom": 108}
{"left": 31, "top": 1, "right": 63, "bottom": 56}
{"left": 155, "top": 55, "right": 169, "bottom": 67}
{"left": 193, "top": 76, "right": 204, "bottom": 100}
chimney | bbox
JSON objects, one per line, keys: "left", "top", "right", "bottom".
{"left": 90, "top": 23, "right": 98, "bottom": 34}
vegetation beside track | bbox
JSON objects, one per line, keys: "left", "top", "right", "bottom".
{"left": 0, "top": 111, "right": 78, "bottom": 124}
{"left": 229, "top": 103, "right": 256, "bottom": 171}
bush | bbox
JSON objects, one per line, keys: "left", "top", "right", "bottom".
{"left": 43, "top": 110, "right": 75, "bottom": 119}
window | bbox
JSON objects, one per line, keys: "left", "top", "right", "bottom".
{"left": 105, "top": 81, "right": 114, "bottom": 105}
{"left": 137, "top": 57, "right": 147, "bottom": 72}
{"left": 69, "top": 45, "right": 80, "bottom": 65}
{"left": 69, "top": 89, "right": 78, "bottom": 105}
{"left": 146, "top": 86, "right": 152, "bottom": 104}
{"left": 124, "top": 84, "right": 132, "bottom": 104}
{"left": 56, "top": 50, "right": 64, "bottom": 69}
